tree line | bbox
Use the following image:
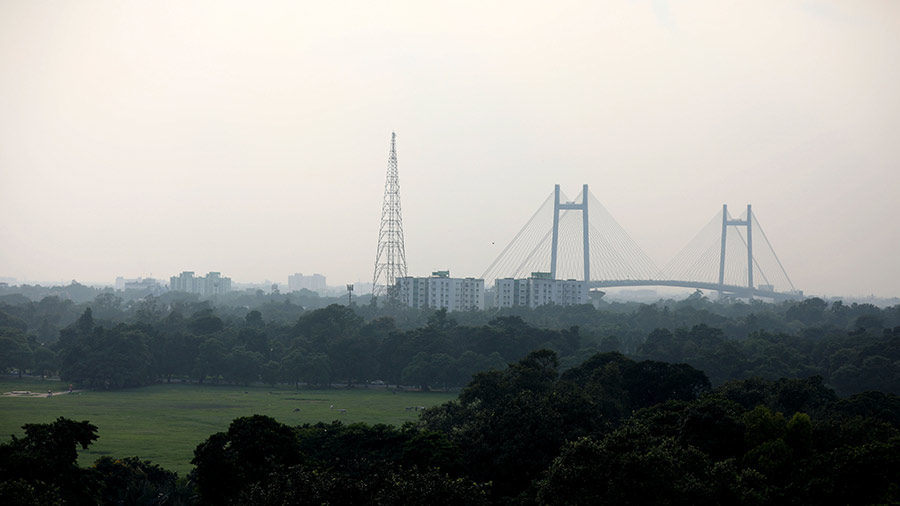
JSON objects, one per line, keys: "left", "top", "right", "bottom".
{"left": 2, "top": 292, "right": 900, "bottom": 397}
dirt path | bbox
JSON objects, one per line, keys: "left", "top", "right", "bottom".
{"left": 2, "top": 389, "right": 85, "bottom": 398}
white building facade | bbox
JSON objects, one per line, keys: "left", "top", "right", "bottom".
{"left": 397, "top": 271, "right": 485, "bottom": 311}
{"left": 201, "top": 272, "right": 231, "bottom": 296}
{"left": 494, "top": 273, "right": 589, "bottom": 308}
{"left": 116, "top": 276, "right": 164, "bottom": 295}
{"left": 170, "top": 271, "right": 200, "bottom": 293}
{"left": 170, "top": 271, "right": 231, "bottom": 297}
{"left": 288, "top": 273, "right": 327, "bottom": 292}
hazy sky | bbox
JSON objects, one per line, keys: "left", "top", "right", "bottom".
{"left": 2, "top": 0, "right": 898, "bottom": 297}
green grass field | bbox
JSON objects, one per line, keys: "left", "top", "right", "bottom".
{"left": 0, "top": 377, "right": 457, "bottom": 476}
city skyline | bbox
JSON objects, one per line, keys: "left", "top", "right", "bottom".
{"left": 2, "top": 1, "right": 899, "bottom": 297}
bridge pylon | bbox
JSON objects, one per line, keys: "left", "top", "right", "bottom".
{"left": 719, "top": 204, "right": 753, "bottom": 294}
{"left": 484, "top": 189, "right": 799, "bottom": 301}
{"left": 482, "top": 184, "right": 659, "bottom": 285}
{"left": 551, "top": 184, "right": 590, "bottom": 281}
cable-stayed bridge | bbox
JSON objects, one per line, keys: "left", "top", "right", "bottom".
{"left": 482, "top": 185, "right": 801, "bottom": 301}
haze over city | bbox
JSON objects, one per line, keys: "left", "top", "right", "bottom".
{"left": 1, "top": 0, "right": 898, "bottom": 297}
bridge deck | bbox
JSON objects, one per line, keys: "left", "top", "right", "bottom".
{"left": 586, "top": 280, "right": 800, "bottom": 301}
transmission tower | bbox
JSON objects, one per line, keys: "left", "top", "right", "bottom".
{"left": 372, "top": 132, "right": 408, "bottom": 302}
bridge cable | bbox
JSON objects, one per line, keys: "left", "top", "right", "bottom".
{"left": 481, "top": 191, "right": 555, "bottom": 281}
{"left": 751, "top": 211, "right": 796, "bottom": 292}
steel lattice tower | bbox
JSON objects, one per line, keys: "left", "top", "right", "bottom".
{"left": 372, "top": 132, "right": 408, "bottom": 301}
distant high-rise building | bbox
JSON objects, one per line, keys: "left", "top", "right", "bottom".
{"left": 116, "top": 277, "right": 164, "bottom": 294}
{"left": 170, "top": 271, "right": 200, "bottom": 293}
{"left": 202, "top": 272, "right": 231, "bottom": 297}
{"left": 397, "top": 270, "right": 484, "bottom": 311}
{"left": 169, "top": 271, "right": 231, "bottom": 296}
{"left": 288, "top": 273, "right": 327, "bottom": 292}
{"left": 495, "top": 273, "right": 588, "bottom": 308}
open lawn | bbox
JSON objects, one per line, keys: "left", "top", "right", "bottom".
{"left": 0, "top": 377, "right": 457, "bottom": 476}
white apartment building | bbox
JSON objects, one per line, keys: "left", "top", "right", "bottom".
{"left": 494, "top": 273, "right": 588, "bottom": 308}
{"left": 288, "top": 273, "right": 327, "bottom": 292}
{"left": 170, "top": 271, "right": 231, "bottom": 297}
{"left": 170, "top": 271, "right": 200, "bottom": 293}
{"left": 201, "top": 272, "right": 231, "bottom": 297}
{"left": 495, "top": 278, "right": 529, "bottom": 307}
{"left": 397, "top": 270, "right": 485, "bottom": 311}
{"left": 115, "top": 277, "right": 165, "bottom": 295}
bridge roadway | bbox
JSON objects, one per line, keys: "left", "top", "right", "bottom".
{"left": 586, "top": 280, "right": 801, "bottom": 302}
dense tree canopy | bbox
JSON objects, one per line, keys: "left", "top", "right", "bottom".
{"left": 4, "top": 346, "right": 900, "bottom": 505}
{"left": 184, "top": 351, "right": 900, "bottom": 505}
{"left": 3, "top": 294, "right": 898, "bottom": 402}
{"left": 4, "top": 289, "right": 900, "bottom": 505}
